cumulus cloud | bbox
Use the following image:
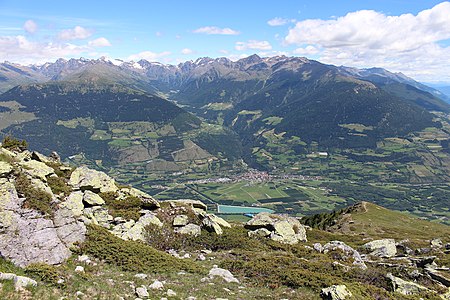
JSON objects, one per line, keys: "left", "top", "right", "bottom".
{"left": 127, "top": 50, "right": 171, "bottom": 61}
{"left": 58, "top": 26, "right": 93, "bottom": 40}
{"left": 235, "top": 40, "right": 272, "bottom": 51}
{"left": 23, "top": 20, "right": 38, "bottom": 34}
{"left": 284, "top": 2, "right": 450, "bottom": 82}
{"left": 88, "top": 37, "right": 111, "bottom": 47}
{"left": 0, "top": 35, "right": 89, "bottom": 64}
{"left": 267, "top": 17, "right": 295, "bottom": 26}
{"left": 181, "top": 48, "right": 193, "bottom": 55}
{"left": 293, "top": 45, "right": 320, "bottom": 55}
{"left": 193, "top": 26, "right": 239, "bottom": 35}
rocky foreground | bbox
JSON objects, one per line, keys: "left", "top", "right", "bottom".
{"left": 1, "top": 141, "right": 450, "bottom": 299}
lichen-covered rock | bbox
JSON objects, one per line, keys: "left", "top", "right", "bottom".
{"left": 83, "top": 206, "right": 113, "bottom": 226}
{"left": 362, "top": 239, "right": 397, "bottom": 258}
{"left": 387, "top": 273, "right": 429, "bottom": 295}
{"left": 320, "top": 284, "right": 352, "bottom": 300}
{"left": 83, "top": 190, "right": 105, "bottom": 206}
{"left": 0, "top": 161, "right": 13, "bottom": 177}
{"left": 69, "top": 166, "right": 117, "bottom": 193}
{"left": 176, "top": 224, "right": 201, "bottom": 236}
{"left": 0, "top": 180, "right": 82, "bottom": 267}
{"left": 118, "top": 187, "right": 159, "bottom": 209}
{"left": 168, "top": 199, "right": 207, "bottom": 211}
{"left": 245, "top": 212, "right": 307, "bottom": 244}
{"left": 121, "top": 212, "right": 162, "bottom": 241}
{"left": 61, "top": 191, "right": 84, "bottom": 217}
{"left": 173, "top": 215, "right": 189, "bottom": 227}
{"left": 323, "top": 241, "right": 366, "bottom": 269}
{"left": 202, "top": 214, "right": 228, "bottom": 235}
{"left": 20, "top": 160, "right": 55, "bottom": 182}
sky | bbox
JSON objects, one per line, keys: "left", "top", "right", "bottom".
{"left": 1, "top": 0, "right": 450, "bottom": 83}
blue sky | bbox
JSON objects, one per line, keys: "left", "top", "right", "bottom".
{"left": 1, "top": 0, "right": 450, "bottom": 82}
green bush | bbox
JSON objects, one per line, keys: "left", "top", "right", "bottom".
{"left": 47, "top": 176, "right": 71, "bottom": 196}
{"left": 1, "top": 136, "right": 28, "bottom": 152}
{"left": 100, "top": 192, "right": 143, "bottom": 221}
{"left": 15, "top": 173, "right": 53, "bottom": 217}
{"left": 187, "top": 226, "right": 266, "bottom": 251}
{"left": 25, "top": 263, "right": 61, "bottom": 286}
{"left": 78, "top": 224, "right": 204, "bottom": 275}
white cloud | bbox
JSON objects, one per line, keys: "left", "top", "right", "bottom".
{"left": 293, "top": 45, "right": 320, "bottom": 55}
{"left": 235, "top": 40, "right": 272, "bottom": 51}
{"left": 181, "top": 48, "right": 193, "bottom": 55}
{"left": 88, "top": 37, "right": 111, "bottom": 47}
{"left": 0, "top": 35, "right": 89, "bottom": 64}
{"left": 127, "top": 50, "right": 171, "bottom": 61}
{"left": 193, "top": 26, "right": 239, "bottom": 35}
{"left": 23, "top": 20, "right": 38, "bottom": 34}
{"left": 156, "top": 31, "right": 163, "bottom": 37}
{"left": 58, "top": 26, "right": 93, "bottom": 40}
{"left": 284, "top": 2, "right": 450, "bottom": 82}
{"left": 267, "top": 17, "right": 295, "bottom": 26}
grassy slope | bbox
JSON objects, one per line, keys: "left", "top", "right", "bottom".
{"left": 334, "top": 202, "right": 450, "bottom": 247}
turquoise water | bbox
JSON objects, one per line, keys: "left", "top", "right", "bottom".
{"left": 217, "top": 205, "right": 274, "bottom": 214}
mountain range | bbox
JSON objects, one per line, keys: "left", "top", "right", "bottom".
{"left": 0, "top": 55, "right": 449, "bottom": 184}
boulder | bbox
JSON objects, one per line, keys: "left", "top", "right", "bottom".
{"left": 175, "top": 224, "right": 202, "bottom": 236}
{"left": 149, "top": 279, "right": 164, "bottom": 290}
{"left": 31, "top": 151, "right": 52, "bottom": 164}
{"left": 122, "top": 212, "right": 162, "bottom": 241}
{"left": 168, "top": 199, "right": 207, "bottom": 211}
{"left": 69, "top": 166, "right": 117, "bottom": 193}
{"left": 202, "top": 214, "right": 230, "bottom": 235}
{"left": 19, "top": 160, "right": 55, "bottom": 182}
{"left": 323, "top": 241, "right": 366, "bottom": 269}
{"left": 0, "top": 161, "right": 13, "bottom": 177}
{"left": 173, "top": 215, "right": 189, "bottom": 227}
{"left": 0, "top": 273, "right": 37, "bottom": 291}
{"left": 245, "top": 212, "right": 307, "bottom": 244}
{"left": 118, "top": 187, "right": 159, "bottom": 209}
{"left": 61, "top": 191, "right": 84, "bottom": 217}
{"left": 387, "top": 273, "right": 429, "bottom": 295}
{"left": 431, "top": 238, "right": 443, "bottom": 248}
{"left": 362, "top": 239, "right": 397, "bottom": 258}
{"left": 136, "top": 285, "right": 149, "bottom": 298}
{"left": 0, "top": 179, "right": 84, "bottom": 267}
{"left": 83, "top": 206, "right": 113, "bottom": 226}
{"left": 53, "top": 207, "right": 86, "bottom": 246}
{"left": 83, "top": 190, "right": 105, "bottom": 206}
{"left": 207, "top": 266, "right": 239, "bottom": 283}
{"left": 321, "top": 284, "right": 352, "bottom": 300}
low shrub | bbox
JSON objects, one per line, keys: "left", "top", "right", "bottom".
{"left": 47, "top": 176, "right": 71, "bottom": 196}
{"left": 1, "top": 136, "right": 28, "bottom": 152}
{"left": 15, "top": 173, "right": 53, "bottom": 217}
{"left": 78, "top": 224, "right": 204, "bottom": 274}
{"left": 25, "top": 263, "right": 61, "bottom": 286}
{"left": 100, "top": 192, "right": 143, "bottom": 221}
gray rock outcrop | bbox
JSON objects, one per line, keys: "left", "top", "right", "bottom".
{"left": 69, "top": 166, "right": 118, "bottom": 193}
{"left": 362, "top": 239, "right": 397, "bottom": 258}
{"left": 387, "top": 273, "right": 429, "bottom": 295}
{"left": 245, "top": 212, "right": 307, "bottom": 244}
{"left": 322, "top": 241, "right": 367, "bottom": 269}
